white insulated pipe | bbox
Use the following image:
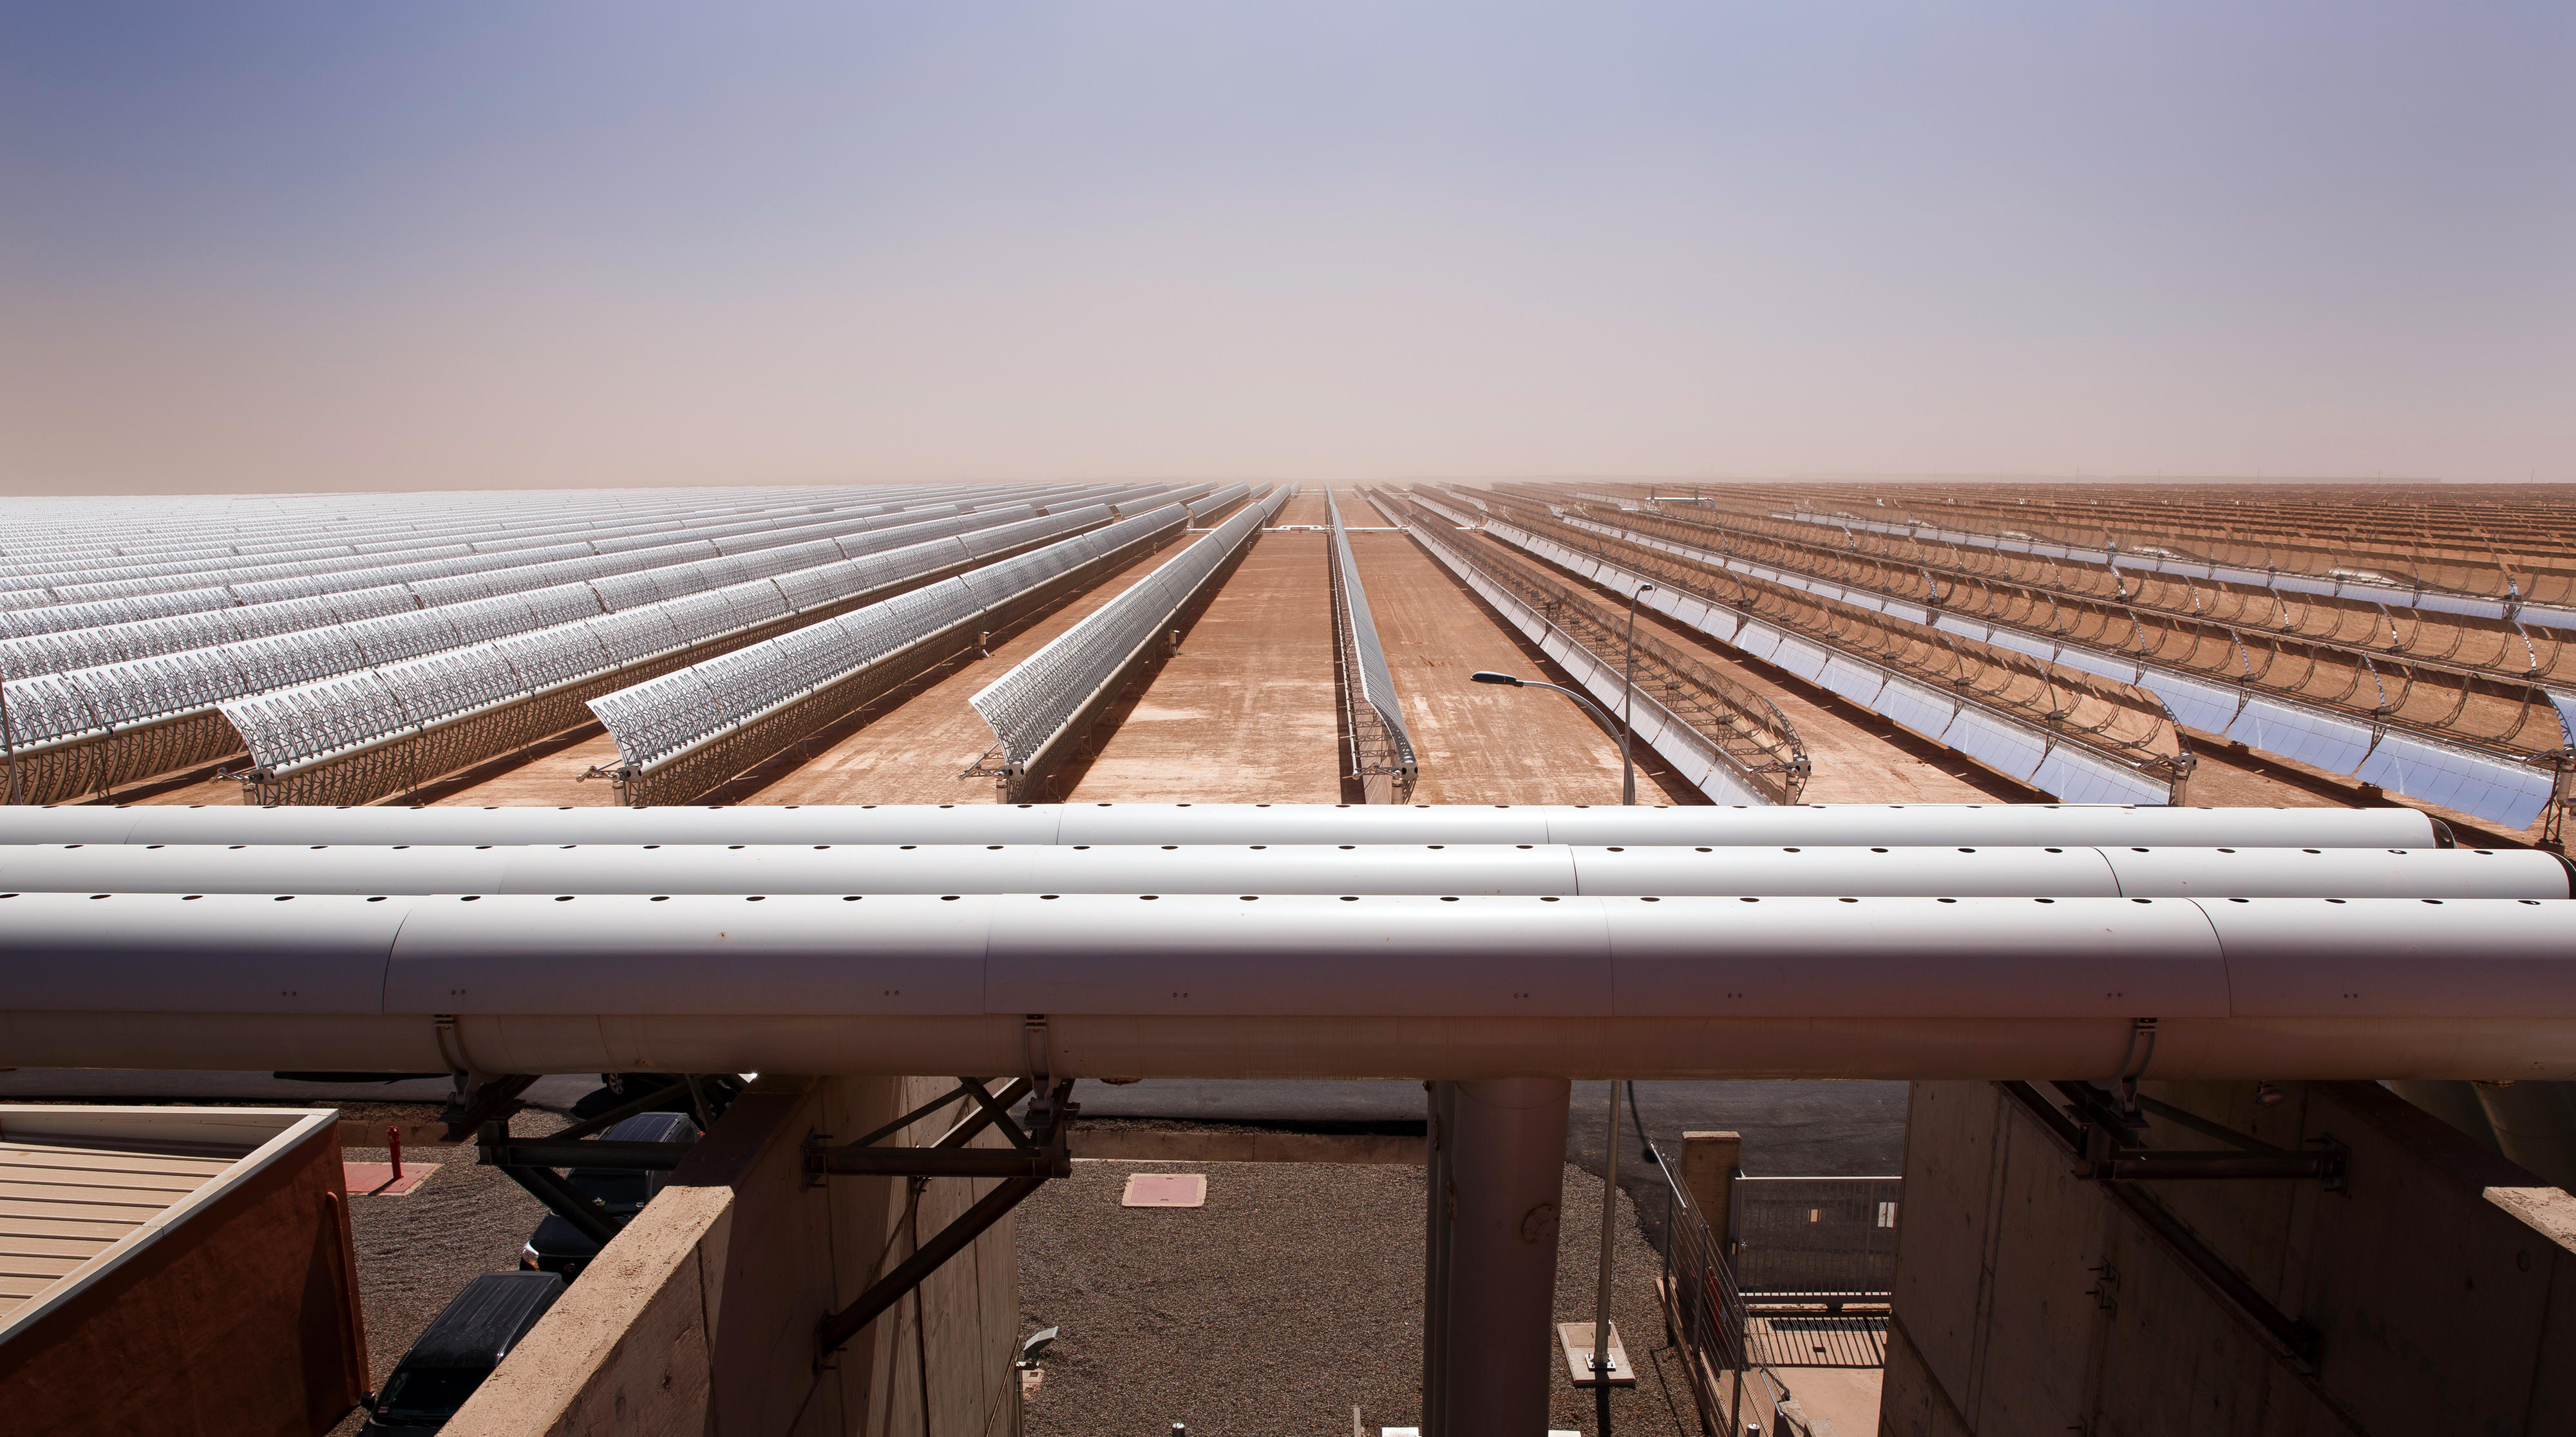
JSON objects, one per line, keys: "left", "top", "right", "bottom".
{"left": 0, "top": 802, "right": 2444, "bottom": 850}
{"left": 1, "top": 842, "right": 2562, "bottom": 900}
{"left": 3, "top": 893, "right": 2571, "bottom": 1078}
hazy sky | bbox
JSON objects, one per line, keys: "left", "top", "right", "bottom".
{"left": 3, "top": 3, "right": 2569, "bottom": 494}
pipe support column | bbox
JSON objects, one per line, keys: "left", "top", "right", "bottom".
{"left": 1423, "top": 1077, "right": 1571, "bottom": 1436}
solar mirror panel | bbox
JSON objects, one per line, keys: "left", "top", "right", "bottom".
{"left": 584, "top": 570, "right": 674, "bottom": 611}
{"left": 590, "top": 669, "right": 721, "bottom": 768}
{"left": 6, "top": 671, "right": 104, "bottom": 743}
{"left": 659, "top": 591, "right": 738, "bottom": 647}
{"left": 222, "top": 690, "right": 306, "bottom": 768}
{"left": 522, "top": 584, "right": 607, "bottom": 627}
{"left": 352, "top": 611, "right": 464, "bottom": 666}
{"left": 106, "top": 652, "right": 236, "bottom": 728}
{"left": 772, "top": 562, "right": 865, "bottom": 612}
{"left": 590, "top": 608, "right": 683, "bottom": 663}
{"left": 495, "top": 625, "right": 611, "bottom": 692}
{"left": 313, "top": 672, "right": 417, "bottom": 760}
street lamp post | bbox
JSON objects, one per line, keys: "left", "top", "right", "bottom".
{"left": 1620, "top": 584, "right": 1655, "bottom": 806}
{"left": 1470, "top": 583, "right": 1654, "bottom": 808}
{"left": 1470, "top": 616, "right": 1659, "bottom": 1432}
{"left": 1468, "top": 672, "right": 1625, "bottom": 801}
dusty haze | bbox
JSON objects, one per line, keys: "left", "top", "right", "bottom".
{"left": 2, "top": 4, "right": 2570, "bottom": 495}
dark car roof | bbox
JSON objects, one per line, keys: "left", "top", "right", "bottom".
{"left": 527, "top": 1212, "right": 604, "bottom": 1259}
{"left": 600, "top": 1110, "right": 700, "bottom": 1145}
{"left": 402, "top": 1271, "right": 565, "bottom": 1369}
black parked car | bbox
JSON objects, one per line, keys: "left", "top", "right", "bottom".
{"left": 570, "top": 1072, "right": 745, "bottom": 1123}
{"left": 358, "top": 1270, "right": 564, "bottom": 1432}
{"left": 520, "top": 1109, "right": 701, "bottom": 1280}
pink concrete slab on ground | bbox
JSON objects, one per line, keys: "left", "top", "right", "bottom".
{"left": 343, "top": 1160, "right": 440, "bottom": 1195}
{"left": 1119, "top": 1172, "right": 1207, "bottom": 1207}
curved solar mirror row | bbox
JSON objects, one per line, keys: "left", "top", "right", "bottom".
{"left": 220, "top": 504, "right": 1130, "bottom": 775}
{"left": 971, "top": 488, "right": 1287, "bottom": 769}
{"left": 1408, "top": 493, "right": 2186, "bottom": 808}
{"left": 585, "top": 504, "right": 1165, "bottom": 772}
{"left": 0, "top": 483, "right": 986, "bottom": 564}
{"left": 1773, "top": 510, "right": 2576, "bottom": 632}
{"left": 0, "top": 499, "right": 1072, "bottom": 749}
{"left": 1326, "top": 490, "right": 1416, "bottom": 775}
{"left": 0, "top": 493, "right": 1007, "bottom": 625}
{"left": 1186, "top": 484, "right": 1252, "bottom": 520}
{"left": 1552, "top": 507, "right": 2566, "bottom": 828}
{"left": 0, "top": 487, "right": 924, "bottom": 594}
{"left": 0, "top": 500, "right": 1035, "bottom": 683}
{"left": 1396, "top": 507, "right": 1781, "bottom": 806}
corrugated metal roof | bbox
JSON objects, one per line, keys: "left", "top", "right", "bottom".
{"left": 0, "top": 1107, "right": 337, "bottom": 1339}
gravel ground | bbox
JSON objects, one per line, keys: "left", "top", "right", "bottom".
{"left": 1017, "top": 1154, "right": 1700, "bottom": 1437}
{"left": 326, "top": 1109, "right": 572, "bottom": 1432}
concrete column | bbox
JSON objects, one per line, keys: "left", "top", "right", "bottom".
{"left": 2475, "top": 1080, "right": 2576, "bottom": 1189}
{"left": 1422, "top": 1077, "right": 1572, "bottom": 1437}
{"left": 449, "top": 1074, "right": 1023, "bottom": 1437}
{"left": 1680, "top": 1130, "right": 1743, "bottom": 1250}
{"left": 2387, "top": 1080, "right": 2503, "bottom": 1157}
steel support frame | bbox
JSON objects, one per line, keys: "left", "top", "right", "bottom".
{"left": 1992, "top": 1080, "right": 2329, "bottom": 1375}
{"left": 1998, "top": 1080, "right": 2349, "bottom": 1185}
{"left": 5, "top": 709, "right": 244, "bottom": 807}
{"left": 468, "top": 1073, "right": 720, "bottom": 1246}
{"left": 813, "top": 1077, "right": 1077, "bottom": 1359}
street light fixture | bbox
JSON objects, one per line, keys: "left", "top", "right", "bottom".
{"left": 1468, "top": 671, "right": 1632, "bottom": 804}
{"left": 1467, "top": 582, "right": 1656, "bottom": 808}
{"left": 1472, "top": 583, "right": 1659, "bottom": 1429}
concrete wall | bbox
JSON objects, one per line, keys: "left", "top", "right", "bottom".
{"left": 1880, "top": 1079, "right": 2576, "bottom": 1436}
{"left": 451, "top": 1074, "right": 1021, "bottom": 1437}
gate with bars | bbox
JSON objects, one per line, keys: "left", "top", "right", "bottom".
{"left": 1646, "top": 1147, "right": 1896, "bottom": 1436}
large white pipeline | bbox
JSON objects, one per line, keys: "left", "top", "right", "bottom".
{"left": 1, "top": 843, "right": 2562, "bottom": 900}
{"left": 0, "top": 803, "right": 2443, "bottom": 849}
{"left": 2, "top": 893, "right": 2570, "bottom": 1078}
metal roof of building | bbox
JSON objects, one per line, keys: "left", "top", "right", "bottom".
{"left": 0, "top": 1105, "right": 337, "bottom": 1340}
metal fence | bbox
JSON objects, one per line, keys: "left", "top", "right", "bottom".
{"left": 1644, "top": 1139, "right": 1866, "bottom": 1436}
{"left": 1732, "top": 1176, "right": 1903, "bottom": 1300}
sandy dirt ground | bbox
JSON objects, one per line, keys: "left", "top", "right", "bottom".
{"left": 1272, "top": 489, "right": 1330, "bottom": 526}
{"left": 1067, "top": 529, "right": 1342, "bottom": 802}
{"left": 430, "top": 731, "right": 626, "bottom": 805}
{"left": 748, "top": 544, "right": 1178, "bottom": 804}
{"left": 1343, "top": 529, "right": 1642, "bottom": 805}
